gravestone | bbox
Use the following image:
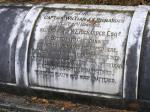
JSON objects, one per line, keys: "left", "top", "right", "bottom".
{"left": 0, "top": 3, "right": 150, "bottom": 101}
{"left": 28, "top": 8, "right": 132, "bottom": 97}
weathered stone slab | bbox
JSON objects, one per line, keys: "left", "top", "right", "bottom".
{"left": 28, "top": 9, "right": 132, "bottom": 97}
{"left": 1, "top": 4, "right": 150, "bottom": 101}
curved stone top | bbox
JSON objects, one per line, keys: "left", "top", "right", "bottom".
{"left": 0, "top": 4, "right": 150, "bottom": 100}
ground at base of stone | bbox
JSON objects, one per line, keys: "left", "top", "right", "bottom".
{"left": 0, "top": 92, "right": 135, "bottom": 112}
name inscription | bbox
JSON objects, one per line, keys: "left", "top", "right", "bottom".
{"left": 28, "top": 9, "right": 132, "bottom": 95}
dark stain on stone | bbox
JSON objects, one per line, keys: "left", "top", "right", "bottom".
{"left": 138, "top": 16, "right": 150, "bottom": 100}
{"left": 125, "top": 25, "right": 142, "bottom": 99}
{"left": 125, "top": 41, "right": 138, "bottom": 99}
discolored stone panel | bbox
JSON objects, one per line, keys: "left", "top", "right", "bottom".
{"left": 28, "top": 9, "right": 133, "bottom": 96}
{"left": 0, "top": 7, "right": 29, "bottom": 83}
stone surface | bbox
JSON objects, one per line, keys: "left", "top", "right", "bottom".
{"left": 28, "top": 9, "right": 132, "bottom": 96}
{"left": 1, "top": 4, "right": 150, "bottom": 102}
{"left": 0, "top": 7, "right": 29, "bottom": 83}
{"left": 139, "top": 15, "right": 150, "bottom": 100}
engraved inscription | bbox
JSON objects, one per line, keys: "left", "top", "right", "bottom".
{"left": 28, "top": 10, "right": 132, "bottom": 95}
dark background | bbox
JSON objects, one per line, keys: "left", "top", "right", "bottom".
{"left": 1, "top": 0, "right": 150, "bottom": 5}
